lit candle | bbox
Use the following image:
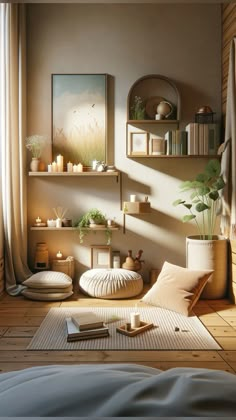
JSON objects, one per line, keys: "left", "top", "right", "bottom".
{"left": 73, "top": 164, "right": 77, "bottom": 173}
{"left": 56, "top": 251, "right": 63, "bottom": 259}
{"left": 57, "top": 154, "right": 64, "bottom": 172}
{"left": 48, "top": 164, "right": 52, "bottom": 173}
{"left": 77, "top": 163, "right": 83, "bottom": 173}
{"left": 130, "top": 312, "right": 140, "bottom": 329}
{"left": 130, "top": 195, "right": 136, "bottom": 202}
{"left": 67, "top": 162, "right": 73, "bottom": 172}
{"left": 36, "top": 216, "right": 41, "bottom": 224}
{"left": 56, "top": 218, "right": 62, "bottom": 228}
{"left": 52, "top": 161, "right": 57, "bottom": 172}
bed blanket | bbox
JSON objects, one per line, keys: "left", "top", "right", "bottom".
{"left": 0, "top": 363, "right": 236, "bottom": 416}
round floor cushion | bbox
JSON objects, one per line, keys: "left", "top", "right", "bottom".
{"left": 79, "top": 268, "right": 143, "bottom": 299}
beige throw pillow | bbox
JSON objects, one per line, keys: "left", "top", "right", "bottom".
{"left": 141, "top": 261, "right": 213, "bottom": 316}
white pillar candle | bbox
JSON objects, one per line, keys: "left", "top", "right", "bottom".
{"left": 67, "top": 162, "right": 73, "bottom": 172}
{"left": 57, "top": 154, "right": 64, "bottom": 172}
{"left": 130, "top": 312, "right": 140, "bottom": 329}
{"left": 77, "top": 163, "right": 83, "bottom": 172}
{"left": 130, "top": 194, "right": 136, "bottom": 202}
{"left": 56, "top": 218, "right": 62, "bottom": 228}
{"left": 52, "top": 161, "right": 57, "bottom": 172}
{"left": 92, "top": 160, "right": 98, "bottom": 170}
{"left": 36, "top": 216, "right": 41, "bottom": 223}
{"left": 56, "top": 251, "right": 63, "bottom": 259}
{"left": 73, "top": 164, "right": 77, "bottom": 173}
{"left": 48, "top": 164, "right": 52, "bottom": 173}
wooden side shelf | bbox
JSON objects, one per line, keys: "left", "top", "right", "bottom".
{"left": 123, "top": 201, "right": 151, "bottom": 214}
{"left": 123, "top": 202, "right": 151, "bottom": 233}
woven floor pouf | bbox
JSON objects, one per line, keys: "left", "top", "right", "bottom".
{"left": 79, "top": 268, "right": 143, "bottom": 299}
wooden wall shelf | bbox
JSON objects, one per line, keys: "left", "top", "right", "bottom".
{"left": 126, "top": 155, "right": 219, "bottom": 158}
{"left": 29, "top": 171, "right": 119, "bottom": 179}
{"left": 30, "top": 226, "right": 119, "bottom": 231}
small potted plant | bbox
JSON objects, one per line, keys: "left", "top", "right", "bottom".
{"left": 74, "top": 208, "right": 112, "bottom": 244}
{"left": 173, "top": 158, "right": 228, "bottom": 299}
{"left": 25, "top": 134, "right": 47, "bottom": 171}
{"left": 130, "top": 96, "right": 146, "bottom": 120}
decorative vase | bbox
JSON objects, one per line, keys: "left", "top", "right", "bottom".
{"left": 186, "top": 235, "right": 228, "bottom": 299}
{"left": 34, "top": 242, "right": 49, "bottom": 270}
{"left": 30, "top": 158, "right": 40, "bottom": 172}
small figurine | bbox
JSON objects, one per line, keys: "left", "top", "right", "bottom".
{"left": 122, "top": 249, "right": 144, "bottom": 272}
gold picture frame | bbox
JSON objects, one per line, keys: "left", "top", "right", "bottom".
{"left": 90, "top": 245, "right": 111, "bottom": 269}
{"left": 129, "top": 132, "right": 148, "bottom": 156}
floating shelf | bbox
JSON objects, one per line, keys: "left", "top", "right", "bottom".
{"left": 126, "top": 155, "right": 219, "bottom": 158}
{"left": 29, "top": 171, "right": 119, "bottom": 178}
{"left": 30, "top": 226, "right": 119, "bottom": 231}
{"left": 127, "top": 119, "right": 179, "bottom": 125}
{"left": 123, "top": 201, "right": 151, "bottom": 214}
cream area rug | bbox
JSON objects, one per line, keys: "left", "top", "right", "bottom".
{"left": 27, "top": 307, "right": 221, "bottom": 351}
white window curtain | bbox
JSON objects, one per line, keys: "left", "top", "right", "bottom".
{"left": 0, "top": 3, "right": 31, "bottom": 295}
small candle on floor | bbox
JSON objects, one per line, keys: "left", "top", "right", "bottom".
{"left": 130, "top": 311, "right": 140, "bottom": 329}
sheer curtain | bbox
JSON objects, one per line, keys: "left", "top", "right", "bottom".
{"left": 220, "top": 37, "right": 236, "bottom": 239}
{"left": 0, "top": 3, "right": 31, "bottom": 295}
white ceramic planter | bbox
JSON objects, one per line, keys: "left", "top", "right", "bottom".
{"left": 186, "top": 235, "right": 228, "bottom": 299}
{"left": 30, "top": 158, "right": 40, "bottom": 172}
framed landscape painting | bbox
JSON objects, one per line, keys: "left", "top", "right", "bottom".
{"left": 52, "top": 74, "right": 107, "bottom": 167}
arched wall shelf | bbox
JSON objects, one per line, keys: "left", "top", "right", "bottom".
{"left": 126, "top": 74, "right": 181, "bottom": 157}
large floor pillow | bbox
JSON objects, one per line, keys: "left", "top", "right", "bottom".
{"left": 79, "top": 268, "right": 143, "bottom": 299}
{"left": 21, "top": 271, "right": 73, "bottom": 301}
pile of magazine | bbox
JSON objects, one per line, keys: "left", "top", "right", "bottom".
{"left": 66, "top": 311, "right": 109, "bottom": 342}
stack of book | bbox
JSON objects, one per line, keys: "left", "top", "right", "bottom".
{"left": 165, "top": 123, "right": 220, "bottom": 156}
{"left": 66, "top": 311, "right": 109, "bottom": 342}
{"left": 185, "top": 122, "right": 220, "bottom": 155}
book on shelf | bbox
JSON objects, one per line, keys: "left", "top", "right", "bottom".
{"left": 185, "top": 123, "right": 199, "bottom": 155}
{"left": 185, "top": 122, "right": 219, "bottom": 156}
{"left": 165, "top": 130, "right": 187, "bottom": 155}
{"left": 71, "top": 311, "right": 105, "bottom": 331}
{"left": 66, "top": 317, "right": 109, "bottom": 342}
{"left": 165, "top": 130, "right": 172, "bottom": 155}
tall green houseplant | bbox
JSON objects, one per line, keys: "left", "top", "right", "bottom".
{"left": 173, "top": 159, "right": 225, "bottom": 240}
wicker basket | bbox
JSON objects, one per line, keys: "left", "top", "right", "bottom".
{"left": 52, "top": 256, "right": 75, "bottom": 280}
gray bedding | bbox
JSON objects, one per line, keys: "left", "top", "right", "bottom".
{"left": 0, "top": 363, "right": 235, "bottom": 417}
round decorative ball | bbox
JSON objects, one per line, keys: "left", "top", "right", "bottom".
{"left": 157, "top": 101, "right": 172, "bottom": 118}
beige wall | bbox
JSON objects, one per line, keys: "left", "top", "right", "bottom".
{"left": 27, "top": 3, "right": 222, "bottom": 282}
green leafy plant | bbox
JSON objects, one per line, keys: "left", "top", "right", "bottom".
{"left": 74, "top": 208, "right": 112, "bottom": 244}
{"left": 173, "top": 159, "right": 225, "bottom": 240}
{"left": 25, "top": 134, "right": 47, "bottom": 158}
{"left": 130, "top": 96, "right": 145, "bottom": 120}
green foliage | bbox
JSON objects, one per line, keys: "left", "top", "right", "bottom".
{"left": 73, "top": 208, "right": 111, "bottom": 244}
{"left": 173, "top": 159, "right": 225, "bottom": 240}
{"left": 130, "top": 96, "right": 146, "bottom": 120}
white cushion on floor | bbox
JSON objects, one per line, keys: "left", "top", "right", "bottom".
{"left": 22, "top": 271, "right": 72, "bottom": 289}
{"left": 21, "top": 289, "right": 73, "bottom": 301}
{"left": 79, "top": 268, "right": 143, "bottom": 299}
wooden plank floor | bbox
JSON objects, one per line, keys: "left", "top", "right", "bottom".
{"left": 0, "top": 287, "right": 236, "bottom": 374}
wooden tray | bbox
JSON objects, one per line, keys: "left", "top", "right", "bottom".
{"left": 116, "top": 321, "right": 153, "bottom": 337}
